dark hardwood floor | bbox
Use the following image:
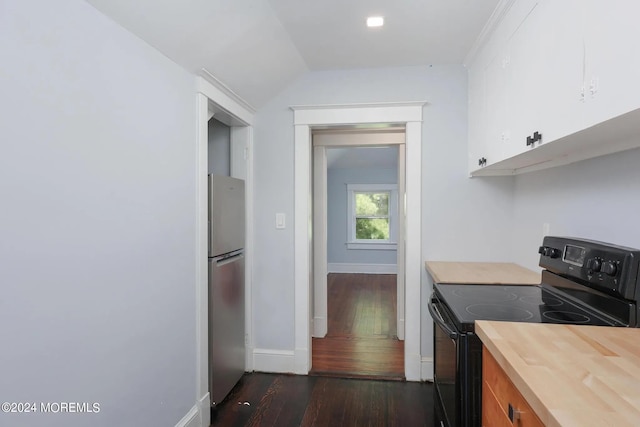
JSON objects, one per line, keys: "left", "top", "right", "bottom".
{"left": 210, "top": 274, "right": 431, "bottom": 427}
{"left": 211, "top": 373, "right": 435, "bottom": 427}
{"left": 310, "top": 273, "right": 404, "bottom": 379}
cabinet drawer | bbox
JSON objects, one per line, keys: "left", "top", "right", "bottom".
{"left": 482, "top": 379, "right": 512, "bottom": 427}
{"left": 483, "top": 347, "right": 544, "bottom": 427}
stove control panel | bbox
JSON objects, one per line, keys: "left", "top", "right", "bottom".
{"left": 539, "top": 236, "right": 640, "bottom": 301}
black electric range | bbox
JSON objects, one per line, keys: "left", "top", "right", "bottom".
{"left": 434, "top": 275, "right": 628, "bottom": 333}
{"left": 430, "top": 236, "right": 640, "bottom": 427}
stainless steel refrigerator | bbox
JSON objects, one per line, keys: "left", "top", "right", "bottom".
{"left": 208, "top": 174, "right": 245, "bottom": 406}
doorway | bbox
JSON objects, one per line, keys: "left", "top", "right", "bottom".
{"left": 310, "top": 133, "right": 405, "bottom": 379}
{"left": 292, "top": 102, "right": 425, "bottom": 381}
{"left": 311, "top": 132, "right": 406, "bottom": 338}
{"left": 195, "top": 76, "right": 255, "bottom": 427}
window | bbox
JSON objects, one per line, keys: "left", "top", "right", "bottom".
{"left": 347, "top": 184, "right": 397, "bottom": 250}
{"left": 355, "top": 191, "right": 390, "bottom": 239}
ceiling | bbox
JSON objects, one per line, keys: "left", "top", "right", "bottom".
{"left": 86, "top": 0, "right": 500, "bottom": 109}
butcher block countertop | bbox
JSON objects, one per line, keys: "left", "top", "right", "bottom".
{"left": 425, "top": 261, "right": 540, "bottom": 285}
{"left": 476, "top": 321, "right": 640, "bottom": 427}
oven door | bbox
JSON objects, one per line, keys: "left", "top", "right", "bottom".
{"left": 429, "top": 293, "right": 470, "bottom": 427}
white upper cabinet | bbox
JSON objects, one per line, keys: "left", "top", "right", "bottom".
{"left": 468, "top": 0, "right": 640, "bottom": 176}
{"left": 583, "top": 0, "right": 640, "bottom": 127}
{"left": 504, "top": 0, "right": 543, "bottom": 160}
{"left": 468, "top": 0, "right": 540, "bottom": 169}
{"left": 535, "top": 0, "right": 584, "bottom": 144}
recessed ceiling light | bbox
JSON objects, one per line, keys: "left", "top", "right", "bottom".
{"left": 366, "top": 16, "right": 384, "bottom": 28}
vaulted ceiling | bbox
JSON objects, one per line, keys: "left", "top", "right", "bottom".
{"left": 86, "top": 0, "right": 500, "bottom": 109}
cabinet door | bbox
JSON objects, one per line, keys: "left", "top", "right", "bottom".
{"left": 482, "top": 380, "right": 513, "bottom": 427}
{"left": 483, "top": 347, "right": 545, "bottom": 427}
{"left": 504, "top": 0, "right": 542, "bottom": 159}
{"left": 468, "top": 63, "right": 489, "bottom": 173}
{"left": 583, "top": 0, "right": 640, "bottom": 127}
{"left": 483, "top": 48, "right": 509, "bottom": 165}
{"left": 537, "top": 0, "right": 585, "bottom": 143}
{"left": 470, "top": 0, "right": 541, "bottom": 170}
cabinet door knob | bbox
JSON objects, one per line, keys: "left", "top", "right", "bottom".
{"left": 533, "top": 131, "right": 542, "bottom": 143}
{"left": 508, "top": 403, "right": 522, "bottom": 422}
{"left": 526, "top": 135, "right": 533, "bottom": 146}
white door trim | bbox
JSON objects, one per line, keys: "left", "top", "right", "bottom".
{"left": 292, "top": 102, "right": 424, "bottom": 380}
{"left": 312, "top": 146, "right": 328, "bottom": 338}
{"left": 195, "top": 93, "right": 210, "bottom": 427}
{"left": 196, "top": 76, "right": 254, "bottom": 427}
{"left": 397, "top": 142, "right": 406, "bottom": 340}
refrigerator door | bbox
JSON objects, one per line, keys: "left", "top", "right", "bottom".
{"left": 208, "top": 250, "right": 245, "bottom": 406}
{"left": 208, "top": 175, "right": 245, "bottom": 257}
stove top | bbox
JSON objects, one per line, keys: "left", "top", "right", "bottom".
{"left": 433, "top": 283, "right": 618, "bottom": 332}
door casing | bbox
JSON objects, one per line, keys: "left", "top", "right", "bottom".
{"left": 196, "top": 76, "right": 254, "bottom": 427}
{"left": 292, "top": 102, "right": 424, "bottom": 380}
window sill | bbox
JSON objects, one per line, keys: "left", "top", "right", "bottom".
{"left": 347, "top": 242, "right": 397, "bottom": 251}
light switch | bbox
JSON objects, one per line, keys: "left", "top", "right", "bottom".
{"left": 276, "top": 213, "right": 286, "bottom": 229}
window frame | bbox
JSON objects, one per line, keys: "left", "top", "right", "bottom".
{"left": 346, "top": 183, "right": 398, "bottom": 250}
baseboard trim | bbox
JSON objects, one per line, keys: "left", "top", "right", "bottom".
{"left": 197, "top": 393, "right": 210, "bottom": 427}
{"left": 175, "top": 404, "right": 199, "bottom": 427}
{"left": 253, "top": 348, "right": 296, "bottom": 374}
{"left": 397, "top": 318, "right": 405, "bottom": 340}
{"left": 421, "top": 357, "right": 434, "bottom": 381}
{"left": 405, "top": 351, "right": 422, "bottom": 382}
{"left": 328, "top": 263, "right": 397, "bottom": 274}
{"left": 294, "top": 347, "right": 310, "bottom": 375}
{"left": 313, "top": 316, "right": 327, "bottom": 338}
{"left": 245, "top": 345, "right": 255, "bottom": 372}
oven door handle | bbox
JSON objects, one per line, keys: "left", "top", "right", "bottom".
{"left": 428, "top": 299, "right": 459, "bottom": 340}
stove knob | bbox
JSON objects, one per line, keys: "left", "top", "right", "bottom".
{"left": 602, "top": 261, "right": 617, "bottom": 276}
{"left": 539, "top": 246, "right": 560, "bottom": 258}
{"left": 586, "top": 258, "right": 602, "bottom": 272}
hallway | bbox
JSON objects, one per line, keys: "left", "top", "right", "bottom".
{"left": 310, "top": 273, "right": 404, "bottom": 380}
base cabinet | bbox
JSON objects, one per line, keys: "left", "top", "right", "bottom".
{"left": 482, "top": 347, "right": 544, "bottom": 427}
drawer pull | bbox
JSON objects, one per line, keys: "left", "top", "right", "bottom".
{"left": 508, "top": 403, "right": 521, "bottom": 422}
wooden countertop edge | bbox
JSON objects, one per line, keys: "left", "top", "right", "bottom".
{"left": 475, "top": 321, "right": 560, "bottom": 427}
{"left": 424, "top": 261, "right": 440, "bottom": 282}
{"left": 424, "top": 261, "right": 541, "bottom": 285}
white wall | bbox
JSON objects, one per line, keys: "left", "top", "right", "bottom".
{"left": 511, "top": 147, "right": 640, "bottom": 271}
{"left": 418, "top": 67, "right": 515, "bottom": 360}
{"left": 0, "top": 1, "right": 197, "bottom": 426}
{"left": 208, "top": 118, "right": 231, "bottom": 176}
{"left": 252, "top": 65, "right": 515, "bottom": 360}
{"left": 327, "top": 167, "right": 397, "bottom": 266}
